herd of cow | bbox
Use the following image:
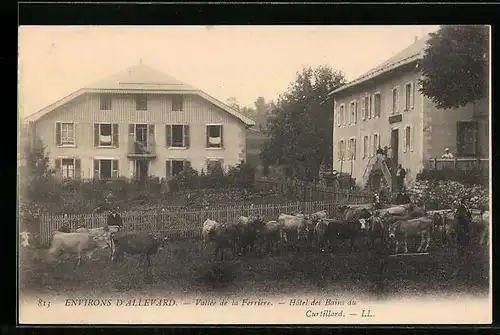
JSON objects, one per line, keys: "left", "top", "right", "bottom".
{"left": 202, "top": 203, "right": 489, "bottom": 260}
{"left": 19, "top": 202, "right": 489, "bottom": 272}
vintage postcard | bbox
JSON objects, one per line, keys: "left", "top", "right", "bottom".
{"left": 18, "top": 25, "right": 491, "bottom": 325}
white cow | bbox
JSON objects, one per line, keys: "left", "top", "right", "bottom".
{"left": 46, "top": 231, "right": 110, "bottom": 266}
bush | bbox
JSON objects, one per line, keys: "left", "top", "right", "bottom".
{"left": 407, "top": 179, "right": 489, "bottom": 210}
{"left": 416, "top": 167, "right": 487, "bottom": 186}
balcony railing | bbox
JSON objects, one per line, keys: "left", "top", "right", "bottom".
{"left": 425, "top": 157, "right": 489, "bottom": 171}
{"left": 127, "top": 134, "right": 156, "bottom": 158}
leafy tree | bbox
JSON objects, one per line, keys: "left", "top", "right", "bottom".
{"left": 21, "top": 136, "right": 52, "bottom": 180}
{"left": 260, "top": 65, "right": 346, "bottom": 181}
{"left": 419, "top": 25, "right": 489, "bottom": 113}
{"left": 226, "top": 97, "right": 241, "bottom": 111}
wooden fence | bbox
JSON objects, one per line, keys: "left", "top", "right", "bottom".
{"left": 37, "top": 198, "right": 371, "bottom": 246}
{"left": 425, "top": 158, "right": 489, "bottom": 172}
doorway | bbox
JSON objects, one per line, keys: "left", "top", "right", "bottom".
{"left": 134, "top": 159, "right": 149, "bottom": 181}
{"left": 390, "top": 129, "right": 399, "bottom": 188}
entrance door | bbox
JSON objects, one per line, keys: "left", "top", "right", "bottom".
{"left": 134, "top": 159, "right": 149, "bottom": 181}
{"left": 390, "top": 129, "right": 399, "bottom": 189}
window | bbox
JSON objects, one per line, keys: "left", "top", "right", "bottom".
{"left": 166, "top": 159, "right": 189, "bottom": 177}
{"left": 100, "top": 95, "right": 112, "bottom": 111}
{"left": 403, "top": 125, "right": 413, "bottom": 153}
{"left": 362, "top": 96, "right": 370, "bottom": 120}
{"left": 338, "top": 140, "right": 345, "bottom": 161}
{"left": 54, "top": 158, "right": 81, "bottom": 179}
{"left": 136, "top": 94, "right": 147, "bottom": 111}
{"left": 166, "top": 124, "right": 190, "bottom": 148}
{"left": 55, "top": 122, "right": 75, "bottom": 146}
{"left": 348, "top": 138, "right": 357, "bottom": 160}
{"left": 94, "top": 159, "right": 119, "bottom": 179}
{"left": 363, "top": 135, "right": 369, "bottom": 159}
{"left": 457, "top": 121, "right": 478, "bottom": 157}
{"left": 392, "top": 87, "right": 400, "bottom": 114}
{"left": 206, "top": 125, "right": 223, "bottom": 148}
{"left": 172, "top": 95, "right": 184, "bottom": 111}
{"left": 374, "top": 93, "right": 382, "bottom": 118}
{"left": 404, "top": 82, "right": 414, "bottom": 111}
{"left": 94, "top": 123, "right": 119, "bottom": 147}
{"left": 206, "top": 158, "right": 224, "bottom": 171}
{"left": 338, "top": 104, "right": 345, "bottom": 126}
{"left": 349, "top": 101, "right": 357, "bottom": 125}
{"left": 373, "top": 133, "right": 380, "bottom": 156}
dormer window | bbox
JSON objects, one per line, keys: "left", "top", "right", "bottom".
{"left": 136, "top": 94, "right": 147, "bottom": 111}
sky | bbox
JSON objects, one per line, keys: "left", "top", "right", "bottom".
{"left": 18, "top": 25, "right": 439, "bottom": 118}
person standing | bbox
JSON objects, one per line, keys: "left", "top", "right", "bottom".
{"left": 107, "top": 206, "right": 123, "bottom": 231}
{"left": 395, "top": 164, "right": 407, "bottom": 193}
{"left": 441, "top": 148, "right": 454, "bottom": 158}
{"left": 455, "top": 198, "right": 472, "bottom": 260}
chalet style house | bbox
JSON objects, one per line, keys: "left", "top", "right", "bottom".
{"left": 21, "top": 62, "right": 256, "bottom": 181}
{"left": 328, "top": 34, "right": 489, "bottom": 191}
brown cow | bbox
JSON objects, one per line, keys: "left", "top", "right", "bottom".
{"left": 387, "top": 216, "right": 435, "bottom": 254}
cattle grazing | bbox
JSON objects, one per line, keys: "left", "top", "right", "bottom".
{"left": 343, "top": 207, "right": 371, "bottom": 223}
{"left": 366, "top": 214, "right": 387, "bottom": 250}
{"left": 310, "top": 210, "right": 328, "bottom": 224}
{"left": 110, "top": 231, "right": 167, "bottom": 269}
{"left": 387, "top": 216, "right": 435, "bottom": 254}
{"left": 211, "top": 222, "right": 242, "bottom": 261}
{"left": 46, "top": 231, "right": 110, "bottom": 267}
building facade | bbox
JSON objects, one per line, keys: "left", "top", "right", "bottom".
{"left": 329, "top": 35, "right": 489, "bottom": 189}
{"left": 22, "top": 63, "right": 256, "bottom": 180}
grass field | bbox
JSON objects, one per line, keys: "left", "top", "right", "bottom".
{"left": 19, "top": 237, "right": 489, "bottom": 300}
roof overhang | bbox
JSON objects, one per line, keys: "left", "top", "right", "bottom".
{"left": 326, "top": 52, "right": 422, "bottom": 100}
{"left": 22, "top": 88, "right": 256, "bottom": 127}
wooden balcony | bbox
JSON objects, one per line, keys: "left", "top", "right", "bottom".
{"left": 127, "top": 134, "right": 156, "bottom": 158}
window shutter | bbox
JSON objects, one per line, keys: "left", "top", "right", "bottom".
{"left": 410, "top": 82, "right": 415, "bottom": 109}
{"left": 55, "top": 122, "right": 61, "bottom": 146}
{"left": 337, "top": 109, "right": 341, "bottom": 127}
{"left": 148, "top": 124, "right": 155, "bottom": 146}
{"left": 93, "top": 159, "right": 99, "bottom": 179}
{"left": 112, "top": 124, "right": 119, "bottom": 148}
{"left": 354, "top": 101, "right": 358, "bottom": 124}
{"left": 206, "top": 126, "right": 210, "bottom": 147}
{"left": 399, "top": 88, "right": 403, "bottom": 114}
{"left": 353, "top": 139, "right": 357, "bottom": 160}
{"left": 403, "top": 127, "right": 407, "bottom": 153}
{"left": 361, "top": 98, "right": 366, "bottom": 121}
{"left": 75, "top": 159, "right": 81, "bottom": 179}
{"left": 165, "top": 160, "right": 171, "bottom": 177}
{"left": 73, "top": 123, "right": 77, "bottom": 147}
{"left": 54, "top": 158, "right": 61, "bottom": 175}
{"left": 410, "top": 125, "right": 414, "bottom": 152}
{"left": 112, "top": 160, "right": 119, "bottom": 178}
{"left": 220, "top": 126, "right": 224, "bottom": 148}
{"left": 218, "top": 159, "right": 224, "bottom": 171}
{"left": 185, "top": 160, "right": 191, "bottom": 170}
{"left": 165, "top": 125, "right": 172, "bottom": 147}
{"left": 184, "top": 125, "right": 190, "bottom": 148}
{"left": 128, "top": 124, "right": 135, "bottom": 135}
{"left": 94, "top": 124, "right": 99, "bottom": 147}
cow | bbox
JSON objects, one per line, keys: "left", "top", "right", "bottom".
{"left": 234, "top": 214, "right": 265, "bottom": 255}
{"left": 343, "top": 207, "right": 372, "bottom": 223}
{"left": 277, "top": 213, "right": 313, "bottom": 247}
{"left": 387, "top": 216, "right": 435, "bottom": 254}
{"left": 310, "top": 210, "right": 328, "bottom": 224}
{"left": 256, "top": 220, "right": 281, "bottom": 254}
{"left": 46, "top": 231, "right": 110, "bottom": 267}
{"left": 110, "top": 231, "right": 167, "bottom": 269}
{"left": 202, "top": 219, "right": 220, "bottom": 249}
{"left": 314, "top": 218, "right": 368, "bottom": 252}
{"left": 211, "top": 222, "right": 242, "bottom": 261}
{"left": 378, "top": 205, "right": 408, "bottom": 217}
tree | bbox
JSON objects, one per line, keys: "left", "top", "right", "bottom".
{"left": 21, "top": 136, "right": 52, "bottom": 180}
{"left": 260, "top": 65, "right": 346, "bottom": 181}
{"left": 225, "top": 97, "right": 241, "bottom": 111}
{"left": 419, "top": 25, "right": 489, "bottom": 113}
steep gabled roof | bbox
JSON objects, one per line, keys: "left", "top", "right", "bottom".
{"left": 22, "top": 63, "right": 255, "bottom": 126}
{"left": 329, "top": 34, "right": 431, "bottom": 97}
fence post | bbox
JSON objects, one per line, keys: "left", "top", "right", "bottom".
{"left": 454, "top": 157, "right": 458, "bottom": 169}
{"left": 433, "top": 158, "right": 437, "bottom": 170}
